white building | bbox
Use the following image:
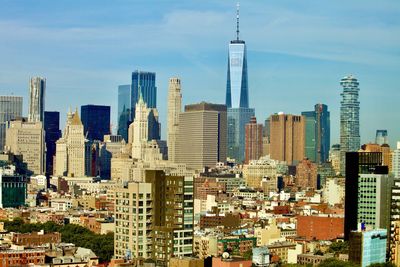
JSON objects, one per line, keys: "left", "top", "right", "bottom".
{"left": 393, "top": 142, "right": 400, "bottom": 178}
{"left": 28, "top": 77, "right": 46, "bottom": 123}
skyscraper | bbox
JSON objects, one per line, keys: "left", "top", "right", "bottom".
{"left": 28, "top": 77, "right": 46, "bottom": 123}
{"left": 344, "top": 152, "right": 388, "bottom": 240}
{"left": 340, "top": 75, "right": 360, "bottom": 175}
{"left": 302, "top": 104, "right": 330, "bottom": 163}
{"left": 393, "top": 142, "right": 400, "bottom": 178}
{"left": 245, "top": 116, "right": 263, "bottom": 163}
{"left": 0, "top": 96, "right": 22, "bottom": 152}
{"left": 375, "top": 130, "right": 388, "bottom": 145}
{"left": 269, "top": 113, "right": 305, "bottom": 165}
{"left": 44, "top": 111, "right": 61, "bottom": 176}
{"left": 226, "top": 4, "right": 255, "bottom": 163}
{"left": 167, "top": 77, "right": 182, "bottom": 162}
{"left": 117, "top": 84, "right": 131, "bottom": 141}
{"left": 55, "top": 109, "right": 86, "bottom": 177}
{"left": 80, "top": 105, "right": 110, "bottom": 141}
{"left": 5, "top": 119, "right": 45, "bottom": 175}
{"left": 132, "top": 71, "right": 157, "bottom": 118}
{"left": 176, "top": 102, "right": 227, "bottom": 170}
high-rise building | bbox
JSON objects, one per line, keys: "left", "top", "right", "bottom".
{"left": 5, "top": 119, "right": 45, "bottom": 175}
{"left": 360, "top": 143, "right": 392, "bottom": 173}
{"left": 245, "top": 116, "right": 263, "bottom": 163}
{"left": 167, "top": 77, "right": 182, "bottom": 162}
{"left": 80, "top": 105, "right": 110, "bottom": 141}
{"left": 340, "top": 75, "right": 360, "bottom": 175}
{"left": 393, "top": 142, "right": 400, "bottom": 178}
{"left": 0, "top": 96, "right": 22, "bottom": 152}
{"left": 329, "top": 144, "right": 341, "bottom": 174}
{"left": 132, "top": 71, "right": 157, "bottom": 117}
{"left": 99, "top": 135, "right": 125, "bottom": 179}
{"left": 344, "top": 152, "right": 388, "bottom": 240}
{"left": 225, "top": 4, "right": 255, "bottom": 163}
{"left": 390, "top": 179, "right": 400, "bottom": 264}
{"left": 269, "top": 113, "right": 305, "bottom": 165}
{"left": 302, "top": 104, "right": 330, "bottom": 163}
{"left": 117, "top": 84, "right": 132, "bottom": 141}
{"left": 176, "top": 102, "right": 227, "bottom": 171}
{"left": 55, "top": 109, "right": 86, "bottom": 177}
{"left": 114, "top": 170, "right": 193, "bottom": 266}
{"left": 28, "top": 77, "right": 46, "bottom": 123}
{"left": 129, "top": 93, "right": 161, "bottom": 160}
{"left": 0, "top": 173, "right": 27, "bottom": 208}
{"left": 349, "top": 229, "right": 387, "bottom": 267}
{"left": 44, "top": 111, "right": 61, "bottom": 176}
{"left": 376, "top": 130, "right": 388, "bottom": 145}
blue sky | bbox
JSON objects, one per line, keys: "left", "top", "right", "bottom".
{"left": 0, "top": 0, "right": 399, "bottom": 146}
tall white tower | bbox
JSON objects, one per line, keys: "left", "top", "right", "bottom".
{"left": 167, "top": 77, "right": 182, "bottom": 162}
{"left": 28, "top": 77, "right": 46, "bottom": 123}
{"left": 131, "top": 93, "right": 150, "bottom": 159}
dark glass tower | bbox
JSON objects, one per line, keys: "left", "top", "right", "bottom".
{"left": 117, "top": 84, "right": 132, "bottom": 141}
{"left": 226, "top": 4, "right": 255, "bottom": 163}
{"left": 44, "top": 111, "right": 61, "bottom": 176}
{"left": 132, "top": 71, "right": 157, "bottom": 119}
{"left": 302, "top": 104, "right": 330, "bottom": 163}
{"left": 81, "top": 105, "right": 110, "bottom": 141}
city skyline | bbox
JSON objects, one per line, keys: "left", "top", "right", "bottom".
{"left": 0, "top": 1, "right": 399, "bottom": 146}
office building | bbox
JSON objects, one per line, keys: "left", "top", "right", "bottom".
{"left": 390, "top": 179, "right": 400, "bottom": 264}
{"left": 360, "top": 143, "right": 392, "bottom": 173}
{"left": 81, "top": 105, "right": 110, "bottom": 141}
{"left": 114, "top": 170, "right": 193, "bottom": 266}
{"left": 117, "top": 84, "right": 132, "bottom": 141}
{"left": 0, "top": 96, "right": 22, "bottom": 153}
{"left": 176, "top": 102, "right": 227, "bottom": 170}
{"left": 392, "top": 142, "right": 400, "bottom": 178}
{"left": 0, "top": 172, "right": 27, "bottom": 208}
{"left": 329, "top": 144, "right": 341, "bottom": 174}
{"left": 5, "top": 119, "right": 45, "bottom": 175}
{"left": 132, "top": 71, "right": 157, "bottom": 116}
{"left": 344, "top": 152, "right": 388, "bottom": 240}
{"left": 28, "top": 77, "right": 46, "bottom": 123}
{"left": 55, "top": 109, "right": 86, "bottom": 177}
{"left": 349, "top": 229, "right": 387, "bottom": 267}
{"left": 44, "top": 111, "right": 61, "bottom": 176}
{"left": 301, "top": 104, "right": 330, "bottom": 163}
{"left": 376, "top": 130, "right": 388, "bottom": 145}
{"left": 296, "top": 158, "right": 318, "bottom": 189}
{"left": 269, "top": 113, "right": 305, "bottom": 165}
{"left": 130, "top": 93, "right": 161, "bottom": 160}
{"left": 167, "top": 77, "right": 182, "bottom": 162}
{"left": 99, "top": 135, "right": 125, "bottom": 179}
{"left": 245, "top": 116, "right": 263, "bottom": 163}
{"left": 340, "top": 75, "right": 360, "bottom": 175}
{"left": 225, "top": 5, "right": 255, "bottom": 163}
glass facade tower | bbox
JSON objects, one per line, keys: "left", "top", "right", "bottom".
{"left": 226, "top": 4, "right": 255, "bottom": 163}
{"left": 81, "top": 105, "right": 110, "bottom": 141}
{"left": 340, "top": 75, "right": 360, "bottom": 175}
{"left": 117, "top": 84, "right": 131, "bottom": 141}
{"left": 132, "top": 71, "right": 157, "bottom": 116}
{"left": 44, "top": 111, "right": 61, "bottom": 176}
{"left": 0, "top": 96, "right": 22, "bottom": 153}
{"left": 302, "top": 104, "right": 330, "bottom": 163}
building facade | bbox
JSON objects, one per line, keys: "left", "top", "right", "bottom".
{"left": 295, "top": 158, "right": 318, "bottom": 189}
{"left": 0, "top": 96, "right": 22, "bottom": 153}
{"left": 269, "top": 113, "right": 305, "bottom": 165}
{"left": 44, "top": 111, "right": 61, "bottom": 176}
{"left": 225, "top": 6, "right": 255, "bottom": 163}
{"left": 81, "top": 105, "right": 110, "bottom": 141}
{"left": 28, "top": 76, "right": 46, "bottom": 123}
{"left": 349, "top": 229, "right": 387, "bottom": 267}
{"left": 117, "top": 84, "right": 131, "bottom": 141}
{"left": 393, "top": 142, "right": 400, "bottom": 178}
{"left": 55, "top": 110, "right": 86, "bottom": 177}
{"left": 245, "top": 116, "right": 263, "bottom": 164}
{"left": 5, "top": 119, "right": 45, "bottom": 175}
{"left": 176, "top": 102, "right": 227, "bottom": 170}
{"left": 375, "top": 130, "right": 388, "bottom": 145}
{"left": 340, "top": 75, "right": 360, "bottom": 175}
{"left": 167, "top": 77, "right": 182, "bottom": 163}
{"left": 302, "top": 104, "right": 330, "bottom": 163}
{"left": 132, "top": 71, "right": 157, "bottom": 117}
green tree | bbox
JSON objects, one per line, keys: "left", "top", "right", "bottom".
{"left": 368, "top": 263, "right": 396, "bottom": 267}
{"left": 318, "top": 258, "right": 358, "bottom": 267}
{"left": 328, "top": 241, "right": 349, "bottom": 254}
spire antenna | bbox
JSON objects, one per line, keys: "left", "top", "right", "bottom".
{"left": 236, "top": 2, "right": 240, "bottom": 41}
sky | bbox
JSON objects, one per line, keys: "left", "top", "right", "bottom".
{"left": 0, "top": 0, "right": 399, "bottom": 147}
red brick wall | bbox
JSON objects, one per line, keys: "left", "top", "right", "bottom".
{"left": 297, "top": 215, "right": 344, "bottom": 240}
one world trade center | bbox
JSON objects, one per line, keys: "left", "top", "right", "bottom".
{"left": 226, "top": 3, "right": 255, "bottom": 163}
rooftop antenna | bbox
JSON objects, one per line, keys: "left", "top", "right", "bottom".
{"left": 236, "top": 2, "right": 240, "bottom": 41}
